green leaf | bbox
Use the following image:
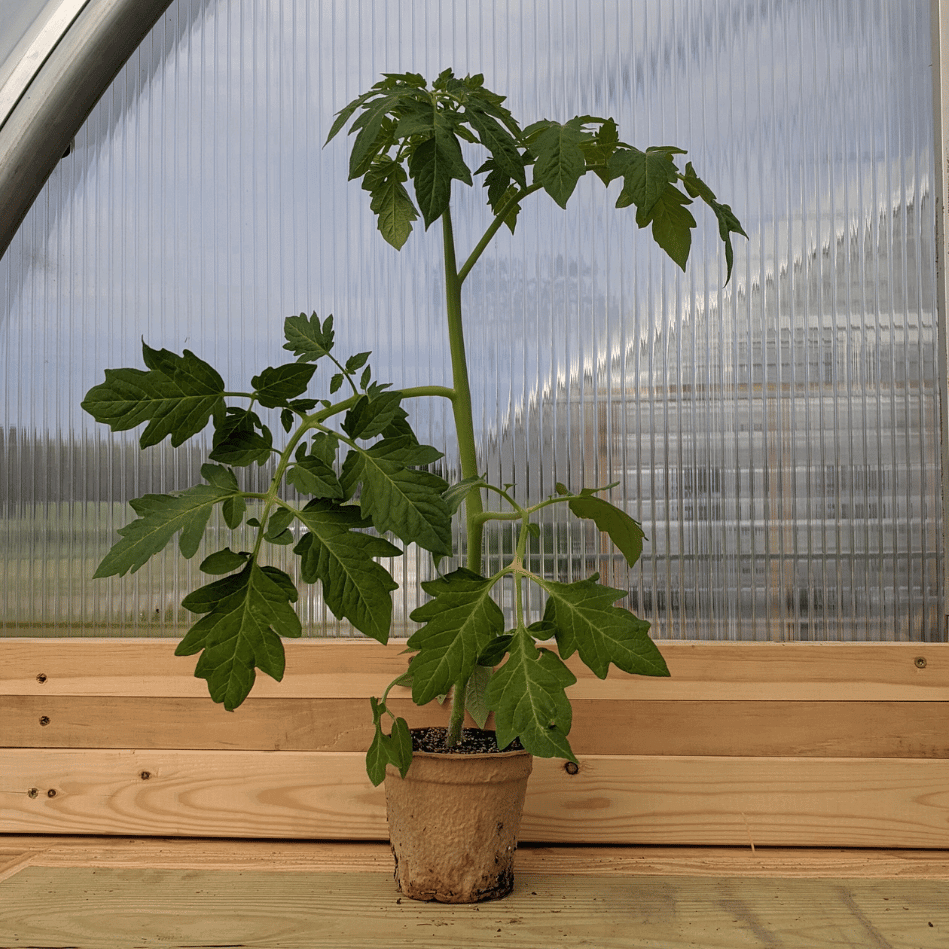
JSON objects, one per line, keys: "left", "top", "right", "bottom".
{"left": 477, "top": 634, "right": 513, "bottom": 667}
{"left": 209, "top": 408, "right": 273, "bottom": 467}
{"left": 682, "top": 161, "right": 718, "bottom": 204}
{"left": 406, "top": 568, "right": 506, "bottom": 705}
{"left": 366, "top": 701, "right": 412, "bottom": 786}
{"left": 94, "top": 464, "right": 242, "bottom": 577}
{"left": 464, "top": 663, "right": 494, "bottom": 729}
{"left": 443, "top": 475, "right": 489, "bottom": 516}
{"left": 484, "top": 627, "right": 578, "bottom": 762}
{"left": 579, "top": 117, "right": 620, "bottom": 184}
{"left": 293, "top": 499, "right": 401, "bottom": 643}
{"left": 81, "top": 343, "right": 226, "bottom": 448}
{"left": 466, "top": 107, "right": 526, "bottom": 188}
{"left": 362, "top": 158, "right": 419, "bottom": 250}
{"left": 408, "top": 129, "right": 471, "bottom": 228}
{"left": 567, "top": 493, "right": 646, "bottom": 567}
{"left": 251, "top": 363, "right": 317, "bottom": 409}
{"left": 340, "top": 438, "right": 452, "bottom": 556}
{"left": 636, "top": 185, "right": 696, "bottom": 272}
{"left": 709, "top": 198, "right": 747, "bottom": 286}
{"left": 325, "top": 90, "right": 373, "bottom": 145}
{"left": 307, "top": 432, "right": 340, "bottom": 466}
{"left": 539, "top": 576, "right": 669, "bottom": 680}
{"left": 264, "top": 506, "right": 295, "bottom": 542}
{"left": 175, "top": 561, "right": 302, "bottom": 711}
{"left": 612, "top": 146, "right": 680, "bottom": 217}
{"left": 287, "top": 453, "right": 344, "bottom": 499}
{"left": 283, "top": 312, "right": 335, "bottom": 363}
{"left": 347, "top": 89, "right": 415, "bottom": 179}
{"left": 345, "top": 352, "right": 371, "bottom": 374}
{"left": 221, "top": 494, "right": 246, "bottom": 530}
{"left": 200, "top": 547, "right": 250, "bottom": 575}
{"left": 342, "top": 391, "right": 407, "bottom": 441}
{"left": 528, "top": 120, "right": 586, "bottom": 208}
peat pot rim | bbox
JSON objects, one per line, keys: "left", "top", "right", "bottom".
{"left": 386, "top": 747, "right": 533, "bottom": 785}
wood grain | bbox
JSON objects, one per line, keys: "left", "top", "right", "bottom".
{"left": 3, "top": 639, "right": 947, "bottom": 700}
{"left": 3, "top": 749, "right": 949, "bottom": 847}
{"left": 4, "top": 694, "right": 948, "bottom": 758}
{"left": 0, "top": 866, "right": 945, "bottom": 949}
{"left": 3, "top": 837, "right": 949, "bottom": 879}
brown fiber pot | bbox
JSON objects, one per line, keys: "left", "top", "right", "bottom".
{"left": 384, "top": 746, "right": 533, "bottom": 903}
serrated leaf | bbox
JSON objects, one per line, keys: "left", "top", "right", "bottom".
{"left": 710, "top": 199, "right": 748, "bottom": 286}
{"left": 406, "top": 568, "right": 505, "bottom": 705}
{"left": 578, "top": 117, "right": 620, "bottom": 184}
{"left": 612, "top": 146, "right": 679, "bottom": 216}
{"left": 287, "top": 453, "right": 344, "bottom": 499}
{"left": 636, "top": 185, "right": 696, "bottom": 272}
{"left": 539, "top": 576, "right": 668, "bottom": 680}
{"left": 682, "top": 161, "right": 717, "bottom": 204}
{"left": 209, "top": 408, "right": 273, "bottom": 467}
{"left": 567, "top": 494, "right": 646, "bottom": 567}
{"left": 466, "top": 107, "right": 526, "bottom": 188}
{"left": 407, "top": 137, "right": 452, "bottom": 228}
{"left": 529, "top": 120, "right": 586, "bottom": 208}
{"left": 200, "top": 547, "right": 250, "bottom": 575}
{"left": 283, "top": 312, "right": 335, "bottom": 363}
{"left": 340, "top": 438, "right": 451, "bottom": 555}
{"left": 251, "top": 363, "right": 317, "bottom": 409}
{"left": 342, "top": 391, "right": 407, "bottom": 441}
{"left": 293, "top": 499, "right": 401, "bottom": 643}
{"left": 363, "top": 158, "right": 419, "bottom": 250}
{"left": 366, "top": 704, "right": 412, "bottom": 786}
{"left": 94, "top": 466, "right": 243, "bottom": 577}
{"left": 484, "top": 627, "right": 578, "bottom": 761}
{"left": 347, "top": 89, "right": 415, "bottom": 179}
{"left": 309, "top": 432, "right": 340, "bottom": 466}
{"left": 174, "top": 561, "right": 302, "bottom": 711}
{"left": 325, "top": 91, "right": 372, "bottom": 145}
{"left": 81, "top": 343, "right": 226, "bottom": 449}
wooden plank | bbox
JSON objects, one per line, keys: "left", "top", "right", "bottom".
{"left": 2, "top": 639, "right": 948, "bottom": 700}
{"left": 0, "top": 866, "right": 945, "bottom": 949}
{"left": 3, "top": 750, "right": 949, "bottom": 847}
{"left": 4, "top": 694, "right": 949, "bottom": 758}
{"left": 4, "top": 836, "right": 949, "bottom": 879}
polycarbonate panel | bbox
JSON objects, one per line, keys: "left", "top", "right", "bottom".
{"left": 0, "top": 0, "right": 941, "bottom": 640}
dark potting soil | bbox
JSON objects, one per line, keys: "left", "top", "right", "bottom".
{"left": 410, "top": 727, "right": 525, "bottom": 755}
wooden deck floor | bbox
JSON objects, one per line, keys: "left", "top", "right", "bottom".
{"left": 1, "top": 838, "right": 947, "bottom": 948}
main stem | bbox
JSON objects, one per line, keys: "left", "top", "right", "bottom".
{"left": 442, "top": 207, "right": 485, "bottom": 747}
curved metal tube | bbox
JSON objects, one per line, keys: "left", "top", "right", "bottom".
{"left": 0, "top": 0, "right": 173, "bottom": 261}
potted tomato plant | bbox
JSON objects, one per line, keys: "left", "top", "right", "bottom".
{"left": 82, "top": 69, "right": 744, "bottom": 903}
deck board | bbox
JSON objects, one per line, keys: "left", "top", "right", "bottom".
{"left": 0, "top": 863, "right": 944, "bottom": 948}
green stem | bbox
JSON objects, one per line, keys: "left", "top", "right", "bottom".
{"left": 399, "top": 385, "right": 456, "bottom": 403}
{"left": 441, "top": 207, "right": 484, "bottom": 568}
{"left": 442, "top": 206, "right": 486, "bottom": 748}
{"left": 457, "top": 182, "right": 543, "bottom": 285}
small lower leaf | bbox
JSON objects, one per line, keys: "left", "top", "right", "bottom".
{"left": 568, "top": 493, "right": 645, "bottom": 567}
